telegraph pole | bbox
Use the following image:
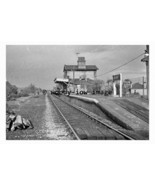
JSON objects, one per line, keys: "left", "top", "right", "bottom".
{"left": 142, "top": 76, "right": 145, "bottom": 97}
{"left": 73, "top": 52, "right": 80, "bottom": 93}
{"left": 141, "top": 45, "right": 149, "bottom": 100}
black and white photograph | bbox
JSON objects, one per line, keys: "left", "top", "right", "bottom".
{"left": 6, "top": 45, "right": 149, "bottom": 140}
{"left": 0, "top": 0, "right": 154, "bottom": 185}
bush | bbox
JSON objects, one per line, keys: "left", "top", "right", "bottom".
{"left": 18, "top": 92, "right": 29, "bottom": 97}
{"left": 6, "top": 82, "right": 39, "bottom": 101}
{"left": 6, "top": 81, "right": 18, "bottom": 100}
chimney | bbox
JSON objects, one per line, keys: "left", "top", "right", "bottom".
{"left": 77, "top": 57, "right": 86, "bottom": 69}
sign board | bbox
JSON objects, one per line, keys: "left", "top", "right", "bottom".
{"left": 113, "top": 74, "right": 120, "bottom": 81}
{"left": 113, "top": 73, "right": 122, "bottom": 97}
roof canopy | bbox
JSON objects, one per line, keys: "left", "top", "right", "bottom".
{"left": 63, "top": 65, "right": 98, "bottom": 71}
{"left": 54, "top": 78, "right": 69, "bottom": 84}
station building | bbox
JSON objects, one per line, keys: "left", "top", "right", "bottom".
{"left": 63, "top": 57, "right": 98, "bottom": 80}
{"left": 54, "top": 57, "right": 98, "bottom": 93}
{"left": 64, "top": 57, "right": 98, "bottom": 93}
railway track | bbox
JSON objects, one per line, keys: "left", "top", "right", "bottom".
{"left": 48, "top": 94, "right": 135, "bottom": 140}
{"left": 113, "top": 99, "right": 149, "bottom": 123}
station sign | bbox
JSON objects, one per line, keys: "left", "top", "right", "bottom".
{"left": 113, "top": 74, "right": 120, "bottom": 81}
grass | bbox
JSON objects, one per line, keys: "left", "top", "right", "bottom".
{"left": 6, "top": 95, "right": 47, "bottom": 140}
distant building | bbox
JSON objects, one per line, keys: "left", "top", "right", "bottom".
{"left": 132, "top": 83, "right": 144, "bottom": 89}
{"left": 63, "top": 57, "right": 98, "bottom": 80}
{"left": 131, "top": 82, "right": 147, "bottom": 96}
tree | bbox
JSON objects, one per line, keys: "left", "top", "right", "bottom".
{"left": 29, "top": 84, "right": 36, "bottom": 94}
{"left": 6, "top": 81, "right": 18, "bottom": 100}
{"left": 106, "top": 79, "right": 113, "bottom": 93}
{"left": 21, "top": 83, "right": 38, "bottom": 95}
{"left": 92, "top": 79, "right": 104, "bottom": 93}
{"left": 107, "top": 79, "right": 113, "bottom": 85}
{"left": 123, "top": 79, "right": 132, "bottom": 95}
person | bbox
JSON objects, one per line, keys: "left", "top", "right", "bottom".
{"left": 129, "top": 88, "right": 131, "bottom": 94}
{"left": 67, "top": 91, "right": 71, "bottom": 96}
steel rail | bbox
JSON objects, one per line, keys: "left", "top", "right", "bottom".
{"left": 49, "top": 95, "right": 81, "bottom": 140}
{"left": 73, "top": 105, "right": 134, "bottom": 140}
{"left": 114, "top": 100, "right": 149, "bottom": 123}
{"left": 53, "top": 95, "right": 135, "bottom": 140}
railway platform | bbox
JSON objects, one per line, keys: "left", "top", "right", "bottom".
{"left": 64, "top": 94, "right": 149, "bottom": 139}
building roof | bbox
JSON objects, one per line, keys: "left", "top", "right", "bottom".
{"left": 54, "top": 78, "right": 69, "bottom": 83}
{"left": 63, "top": 65, "right": 98, "bottom": 71}
{"left": 132, "top": 83, "right": 144, "bottom": 89}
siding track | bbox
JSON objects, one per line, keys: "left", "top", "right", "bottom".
{"left": 114, "top": 99, "right": 149, "bottom": 123}
{"left": 48, "top": 94, "right": 135, "bottom": 140}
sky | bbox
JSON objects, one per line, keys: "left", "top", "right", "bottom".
{"left": 6, "top": 45, "right": 146, "bottom": 89}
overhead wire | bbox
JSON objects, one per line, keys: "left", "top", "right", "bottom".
{"left": 96, "top": 53, "right": 145, "bottom": 77}
{"left": 76, "top": 52, "right": 145, "bottom": 85}
{"left": 66, "top": 52, "right": 145, "bottom": 87}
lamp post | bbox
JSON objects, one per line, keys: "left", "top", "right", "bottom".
{"left": 141, "top": 45, "right": 149, "bottom": 100}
